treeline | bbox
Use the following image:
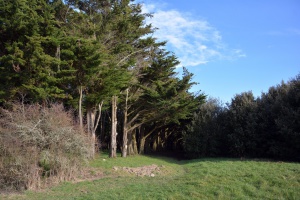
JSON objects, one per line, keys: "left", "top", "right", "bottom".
{"left": 0, "top": 0, "right": 203, "bottom": 159}
{"left": 183, "top": 74, "right": 300, "bottom": 161}
{"left": 0, "top": 0, "right": 205, "bottom": 190}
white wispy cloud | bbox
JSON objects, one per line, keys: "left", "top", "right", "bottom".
{"left": 142, "top": 3, "right": 246, "bottom": 67}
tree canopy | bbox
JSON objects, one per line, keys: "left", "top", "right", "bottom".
{"left": 0, "top": 0, "right": 204, "bottom": 157}
{"left": 183, "top": 74, "right": 300, "bottom": 161}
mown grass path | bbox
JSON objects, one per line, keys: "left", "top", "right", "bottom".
{"left": 2, "top": 153, "right": 300, "bottom": 200}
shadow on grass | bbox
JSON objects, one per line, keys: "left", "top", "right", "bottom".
{"left": 96, "top": 150, "right": 244, "bottom": 167}
{"left": 95, "top": 149, "right": 295, "bottom": 169}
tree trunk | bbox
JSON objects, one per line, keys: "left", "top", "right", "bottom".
{"left": 110, "top": 95, "right": 118, "bottom": 158}
{"left": 138, "top": 126, "right": 145, "bottom": 154}
{"left": 152, "top": 132, "right": 162, "bottom": 152}
{"left": 132, "top": 130, "right": 138, "bottom": 155}
{"left": 138, "top": 126, "right": 160, "bottom": 154}
{"left": 139, "top": 137, "right": 146, "bottom": 154}
{"left": 127, "top": 130, "right": 133, "bottom": 155}
{"left": 127, "top": 130, "right": 138, "bottom": 155}
{"left": 122, "top": 89, "right": 129, "bottom": 157}
{"left": 88, "top": 109, "right": 96, "bottom": 157}
{"left": 87, "top": 101, "right": 104, "bottom": 158}
{"left": 78, "top": 86, "right": 83, "bottom": 132}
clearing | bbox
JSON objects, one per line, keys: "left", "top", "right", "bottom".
{"left": 1, "top": 153, "right": 299, "bottom": 199}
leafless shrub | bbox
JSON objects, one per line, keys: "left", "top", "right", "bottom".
{"left": 0, "top": 103, "right": 92, "bottom": 191}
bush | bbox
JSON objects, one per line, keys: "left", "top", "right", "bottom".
{"left": 0, "top": 103, "right": 92, "bottom": 191}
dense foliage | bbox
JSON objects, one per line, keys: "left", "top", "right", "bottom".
{"left": 0, "top": 0, "right": 205, "bottom": 191}
{"left": 0, "top": 0, "right": 203, "bottom": 161}
{"left": 183, "top": 74, "right": 300, "bottom": 161}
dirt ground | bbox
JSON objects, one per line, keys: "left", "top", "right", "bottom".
{"left": 113, "top": 164, "right": 162, "bottom": 177}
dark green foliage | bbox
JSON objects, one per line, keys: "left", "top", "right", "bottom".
{"left": 0, "top": 0, "right": 202, "bottom": 159}
{"left": 0, "top": 0, "right": 65, "bottom": 103}
{"left": 132, "top": 50, "right": 205, "bottom": 154}
{"left": 139, "top": 50, "right": 203, "bottom": 126}
{"left": 183, "top": 74, "right": 300, "bottom": 161}
{"left": 183, "top": 98, "right": 224, "bottom": 158}
{"left": 226, "top": 92, "right": 258, "bottom": 157}
{"left": 256, "top": 76, "right": 300, "bottom": 160}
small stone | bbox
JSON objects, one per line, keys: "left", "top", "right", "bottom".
{"left": 113, "top": 166, "right": 118, "bottom": 171}
{"left": 150, "top": 173, "right": 155, "bottom": 177}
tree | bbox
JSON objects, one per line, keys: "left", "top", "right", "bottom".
{"left": 226, "top": 91, "right": 258, "bottom": 158}
{"left": 183, "top": 98, "right": 224, "bottom": 158}
{"left": 134, "top": 49, "right": 204, "bottom": 154}
{"left": 0, "top": 0, "right": 65, "bottom": 104}
{"left": 183, "top": 75, "right": 299, "bottom": 161}
{"left": 257, "top": 75, "right": 300, "bottom": 160}
{"left": 55, "top": 0, "right": 156, "bottom": 157}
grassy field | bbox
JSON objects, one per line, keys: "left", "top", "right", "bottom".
{"left": 1, "top": 152, "right": 299, "bottom": 200}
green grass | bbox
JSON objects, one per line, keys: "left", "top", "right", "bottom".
{"left": 1, "top": 152, "right": 299, "bottom": 200}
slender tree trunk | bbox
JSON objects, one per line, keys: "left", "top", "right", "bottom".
{"left": 139, "top": 126, "right": 145, "bottom": 154}
{"left": 110, "top": 95, "right": 118, "bottom": 158}
{"left": 86, "top": 101, "right": 104, "bottom": 158}
{"left": 127, "top": 130, "right": 133, "bottom": 155}
{"left": 152, "top": 132, "right": 162, "bottom": 152}
{"left": 139, "top": 137, "right": 146, "bottom": 154}
{"left": 88, "top": 109, "right": 96, "bottom": 157}
{"left": 78, "top": 86, "right": 83, "bottom": 132}
{"left": 132, "top": 130, "right": 138, "bottom": 155}
{"left": 122, "top": 89, "right": 129, "bottom": 157}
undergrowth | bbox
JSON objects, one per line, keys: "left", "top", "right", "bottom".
{"left": 0, "top": 103, "right": 92, "bottom": 191}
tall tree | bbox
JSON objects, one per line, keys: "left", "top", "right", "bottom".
{"left": 130, "top": 49, "right": 204, "bottom": 154}
{"left": 0, "top": 0, "right": 65, "bottom": 104}
{"left": 226, "top": 91, "right": 258, "bottom": 158}
{"left": 55, "top": 0, "right": 155, "bottom": 157}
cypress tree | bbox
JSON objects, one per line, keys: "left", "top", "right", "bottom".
{"left": 0, "top": 0, "right": 66, "bottom": 104}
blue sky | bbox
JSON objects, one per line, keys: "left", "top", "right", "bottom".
{"left": 138, "top": 0, "right": 300, "bottom": 103}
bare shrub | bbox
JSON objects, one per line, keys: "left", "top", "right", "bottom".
{"left": 0, "top": 103, "right": 92, "bottom": 191}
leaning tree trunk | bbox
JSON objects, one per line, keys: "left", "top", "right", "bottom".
{"left": 110, "top": 95, "right": 118, "bottom": 158}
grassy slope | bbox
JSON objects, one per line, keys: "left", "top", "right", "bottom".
{"left": 2, "top": 153, "right": 300, "bottom": 200}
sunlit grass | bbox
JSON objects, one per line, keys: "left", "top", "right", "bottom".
{"left": 2, "top": 153, "right": 299, "bottom": 200}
